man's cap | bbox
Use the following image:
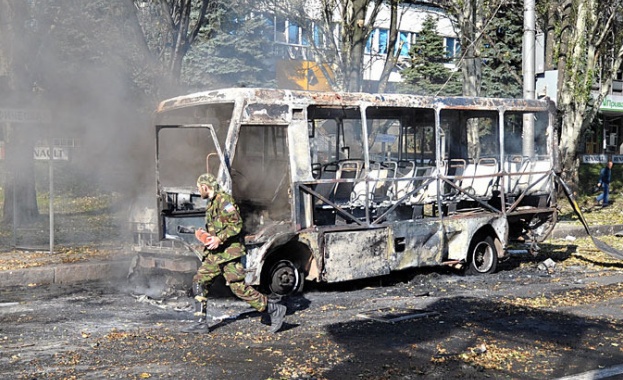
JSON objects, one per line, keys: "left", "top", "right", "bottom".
{"left": 197, "top": 173, "right": 219, "bottom": 188}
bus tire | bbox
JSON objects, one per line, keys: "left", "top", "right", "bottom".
{"left": 466, "top": 235, "right": 498, "bottom": 275}
{"left": 268, "top": 259, "right": 304, "bottom": 296}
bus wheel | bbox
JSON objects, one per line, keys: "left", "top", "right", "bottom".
{"left": 466, "top": 235, "right": 498, "bottom": 275}
{"left": 268, "top": 260, "right": 304, "bottom": 296}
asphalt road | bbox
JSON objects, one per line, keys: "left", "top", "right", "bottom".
{"left": 3, "top": 255, "right": 623, "bottom": 380}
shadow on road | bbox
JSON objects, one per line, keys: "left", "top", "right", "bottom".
{"left": 323, "top": 296, "right": 623, "bottom": 379}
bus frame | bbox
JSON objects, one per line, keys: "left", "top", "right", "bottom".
{"left": 137, "top": 88, "right": 559, "bottom": 296}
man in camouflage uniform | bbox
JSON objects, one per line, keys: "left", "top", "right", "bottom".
{"left": 187, "top": 173, "right": 286, "bottom": 333}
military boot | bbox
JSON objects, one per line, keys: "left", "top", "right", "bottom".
{"left": 181, "top": 319, "right": 209, "bottom": 333}
{"left": 192, "top": 282, "right": 208, "bottom": 323}
{"left": 193, "top": 298, "right": 207, "bottom": 323}
{"left": 267, "top": 301, "right": 286, "bottom": 333}
{"left": 181, "top": 282, "right": 210, "bottom": 333}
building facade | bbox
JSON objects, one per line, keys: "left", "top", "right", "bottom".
{"left": 265, "top": 1, "right": 458, "bottom": 91}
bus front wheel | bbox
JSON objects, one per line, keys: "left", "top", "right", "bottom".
{"left": 466, "top": 235, "right": 498, "bottom": 275}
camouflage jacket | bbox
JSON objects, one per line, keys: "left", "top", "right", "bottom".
{"left": 204, "top": 191, "right": 244, "bottom": 257}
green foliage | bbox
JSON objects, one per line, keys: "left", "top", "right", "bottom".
{"left": 182, "top": 1, "right": 275, "bottom": 89}
{"left": 398, "top": 15, "right": 461, "bottom": 96}
{"left": 480, "top": 0, "right": 523, "bottom": 98}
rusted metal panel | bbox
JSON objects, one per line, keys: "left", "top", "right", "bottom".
{"left": 444, "top": 214, "right": 508, "bottom": 262}
{"left": 390, "top": 220, "right": 444, "bottom": 270}
{"left": 323, "top": 228, "right": 391, "bottom": 282}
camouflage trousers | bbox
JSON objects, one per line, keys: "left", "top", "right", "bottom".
{"left": 193, "top": 252, "right": 268, "bottom": 312}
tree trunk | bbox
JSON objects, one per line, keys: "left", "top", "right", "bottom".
{"left": 3, "top": 125, "right": 39, "bottom": 225}
{"left": 458, "top": 0, "right": 482, "bottom": 158}
{"left": 554, "top": 0, "right": 623, "bottom": 184}
{"left": 544, "top": 1, "right": 556, "bottom": 71}
{"left": 376, "top": 0, "right": 399, "bottom": 93}
{"left": 169, "top": 0, "right": 192, "bottom": 80}
{"left": 0, "top": 1, "right": 40, "bottom": 225}
{"left": 343, "top": 0, "right": 368, "bottom": 92}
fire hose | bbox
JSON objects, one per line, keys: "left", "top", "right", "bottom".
{"left": 556, "top": 175, "right": 623, "bottom": 260}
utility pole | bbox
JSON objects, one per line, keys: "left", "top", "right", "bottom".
{"left": 523, "top": 0, "right": 536, "bottom": 158}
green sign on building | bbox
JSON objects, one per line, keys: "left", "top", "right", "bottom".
{"left": 601, "top": 96, "right": 623, "bottom": 112}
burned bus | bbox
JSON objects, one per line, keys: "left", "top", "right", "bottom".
{"left": 131, "top": 88, "right": 559, "bottom": 296}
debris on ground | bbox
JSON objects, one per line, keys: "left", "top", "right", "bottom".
{"left": 537, "top": 258, "right": 557, "bottom": 273}
{"left": 357, "top": 307, "right": 437, "bottom": 323}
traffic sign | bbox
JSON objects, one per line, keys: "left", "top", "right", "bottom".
{"left": 34, "top": 146, "right": 69, "bottom": 161}
{"left": 0, "top": 108, "right": 50, "bottom": 123}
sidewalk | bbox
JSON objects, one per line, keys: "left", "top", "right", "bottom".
{"left": 0, "top": 221, "right": 621, "bottom": 288}
{"left": 0, "top": 247, "right": 134, "bottom": 287}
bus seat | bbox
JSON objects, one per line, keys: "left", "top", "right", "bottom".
{"left": 512, "top": 159, "right": 551, "bottom": 195}
{"left": 409, "top": 166, "right": 439, "bottom": 204}
{"left": 527, "top": 160, "right": 552, "bottom": 194}
{"left": 351, "top": 161, "right": 396, "bottom": 206}
{"left": 312, "top": 163, "right": 339, "bottom": 203}
{"left": 333, "top": 160, "right": 363, "bottom": 201}
{"left": 350, "top": 169, "right": 387, "bottom": 205}
{"left": 509, "top": 158, "right": 532, "bottom": 195}
{"left": 462, "top": 158, "right": 498, "bottom": 198}
{"left": 504, "top": 156, "right": 526, "bottom": 193}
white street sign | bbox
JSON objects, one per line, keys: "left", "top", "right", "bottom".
{"left": 0, "top": 108, "right": 50, "bottom": 123}
{"left": 34, "top": 146, "right": 69, "bottom": 161}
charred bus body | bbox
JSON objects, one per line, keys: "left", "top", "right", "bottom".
{"left": 133, "top": 88, "right": 559, "bottom": 296}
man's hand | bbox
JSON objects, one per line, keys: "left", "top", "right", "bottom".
{"left": 194, "top": 228, "right": 222, "bottom": 250}
{"left": 205, "top": 236, "right": 222, "bottom": 250}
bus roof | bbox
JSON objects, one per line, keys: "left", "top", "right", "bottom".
{"left": 156, "top": 88, "right": 555, "bottom": 115}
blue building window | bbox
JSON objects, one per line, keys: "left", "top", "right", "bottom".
{"left": 445, "top": 37, "right": 460, "bottom": 58}
{"left": 397, "top": 31, "right": 409, "bottom": 56}
{"left": 379, "top": 29, "right": 389, "bottom": 54}
{"left": 288, "top": 21, "right": 300, "bottom": 44}
{"left": 366, "top": 30, "right": 376, "bottom": 53}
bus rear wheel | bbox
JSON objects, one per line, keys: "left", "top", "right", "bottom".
{"left": 268, "top": 260, "right": 304, "bottom": 296}
{"left": 466, "top": 235, "right": 498, "bottom": 275}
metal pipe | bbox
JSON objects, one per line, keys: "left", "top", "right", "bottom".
{"left": 49, "top": 138, "right": 54, "bottom": 254}
{"left": 523, "top": 0, "right": 536, "bottom": 158}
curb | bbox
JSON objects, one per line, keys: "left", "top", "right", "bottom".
{"left": 0, "top": 258, "right": 133, "bottom": 287}
{"left": 549, "top": 222, "right": 623, "bottom": 239}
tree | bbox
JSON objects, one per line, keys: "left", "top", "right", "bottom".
{"left": 134, "top": 0, "right": 215, "bottom": 83}
{"left": 326, "top": 0, "right": 384, "bottom": 91}
{"left": 441, "top": 0, "right": 523, "bottom": 157}
{"left": 373, "top": 0, "right": 399, "bottom": 93}
{"left": 554, "top": 0, "right": 623, "bottom": 182}
{"left": 259, "top": 0, "right": 384, "bottom": 92}
{"left": 0, "top": 0, "right": 174, "bottom": 232}
{"left": 0, "top": 1, "right": 44, "bottom": 225}
{"left": 182, "top": 0, "right": 275, "bottom": 89}
{"left": 440, "top": 0, "right": 484, "bottom": 158}
{"left": 398, "top": 15, "right": 461, "bottom": 96}
{"left": 479, "top": 0, "right": 523, "bottom": 98}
